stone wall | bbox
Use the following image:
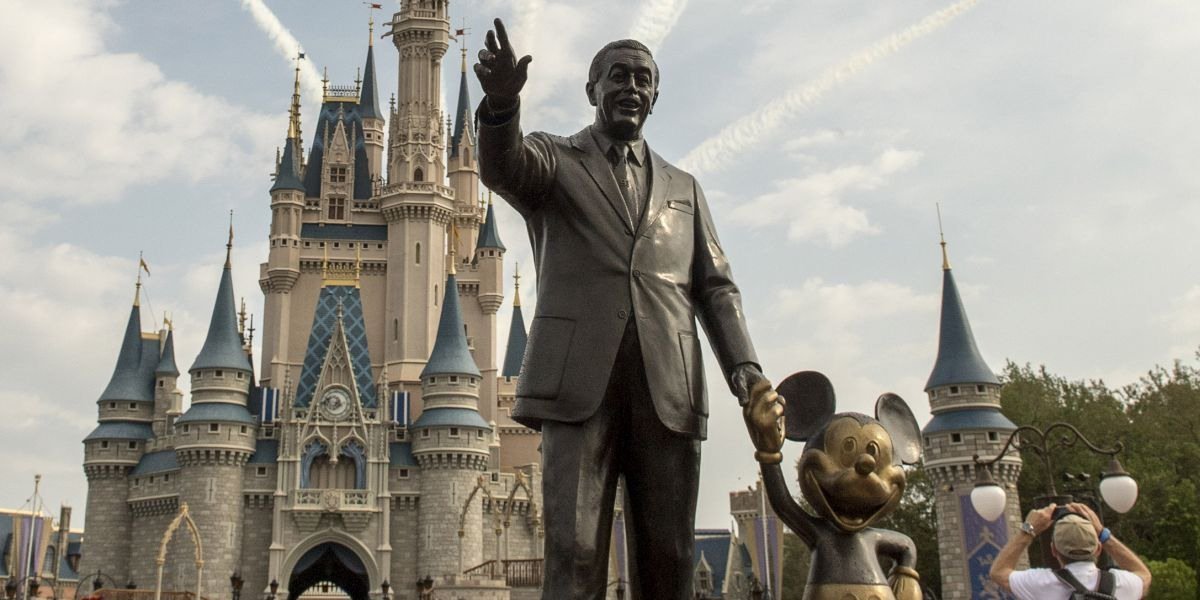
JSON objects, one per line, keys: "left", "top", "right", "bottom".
{"left": 79, "top": 468, "right": 132, "bottom": 583}
{"left": 177, "top": 462, "right": 245, "bottom": 600}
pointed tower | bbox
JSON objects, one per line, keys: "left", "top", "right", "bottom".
{"left": 495, "top": 266, "right": 540, "bottom": 472}
{"left": 413, "top": 253, "right": 492, "bottom": 578}
{"left": 175, "top": 232, "right": 256, "bottom": 597}
{"left": 379, "top": 0, "right": 455, "bottom": 387}
{"left": 921, "top": 236, "right": 1023, "bottom": 600}
{"left": 262, "top": 64, "right": 306, "bottom": 389}
{"left": 449, "top": 44, "right": 482, "bottom": 260}
{"left": 79, "top": 282, "right": 154, "bottom": 583}
{"left": 359, "top": 16, "right": 386, "bottom": 179}
{"left": 501, "top": 267, "right": 527, "bottom": 381}
{"left": 151, "top": 320, "right": 183, "bottom": 442}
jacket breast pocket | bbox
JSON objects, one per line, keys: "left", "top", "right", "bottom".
{"left": 678, "top": 331, "right": 707, "bottom": 416}
{"left": 516, "top": 317, "right": 576, "bottom": 399}
{"left": 667, "top": 198, "right": 695, "bottom": 214}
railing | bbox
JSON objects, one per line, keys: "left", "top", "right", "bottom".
{"left": 463, "top": 559, "right": 543, "bottom": 588}
{"left": 377, "top": 181, "right": 455, "bottom": 199}
{"left": 294, "top": 489, "right": 372, "bottom": 509}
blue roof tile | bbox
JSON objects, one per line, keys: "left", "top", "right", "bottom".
{"left": 99, "top": 304, "right": 154, "bottom": 403}
{"left": 925, "top": 268, "right": 1000, "bottom": 390}
{"left": 475, "top": 202, "right": 505, "bottom": 251}
{"left": 922, "top": 408, "right": 1017, "bottom": 435}
{"left": 421, "top": 273, "right": 481, "bottom": 378}
{"left": 249, "top": 439, "right": 279, "bottom": 464}
{"left": 271, "top": 137, "right": 305, "bottom": 193}
{"left": 176, "top": 402, "right": 257, "bottom": 425}
{"left": 359, "top": 45, "right": 384, "bottom": 121}
{"left": 191, "top": 265, "right": 252, "bottom": 372}
{"left": 294, "top": 286, "right": 377, "bottom": 408}
{"left": 389, "top": 442, "right": 417, "bottom": 467}
{"left": 131, "top": 450, "right": 180, "bottom": 476}
{"left": 450, "top": 68, "right": 473, "bottom": 158}
{"left": 412, "top": 407, "right": 491, "bottom": 429}
{"left": 155, "top": 329, "right": 179, "bottom": 376}
{"left": 694, "top": 530, "right": 732, "bottom": 594}
{"left": 301, "top": 223, "right": 388, "bottom": 241}
{"left": 501, "top": 302, "right": 527, "bottom": 377}
{"left": 84, "top": 422, "right": 153, "bottom": 442}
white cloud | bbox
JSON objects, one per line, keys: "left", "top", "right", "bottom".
{"left": 730, "top": 148, "right": 921, "bottom": 246}
{"left": 627, "top": 0, "right": 690, "bottom": 54}
{"left": 0, "top": 0, "right": 278, "bottom": 204}
{"left": 238, "top": 0, "right": 326, "bottom": 106}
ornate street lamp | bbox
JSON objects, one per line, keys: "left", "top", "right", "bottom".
{"left": 970, "top": 422, "right": 1138, "bottom": 521}
{"left": 380, "top": 580, "right": 390, "bottom": 600}
{"left": 230, "top": 574, "right": 244, "bottom": 600}
{"left": 267, "top": 579, "right": 279, "bottom": 600}
{"left": 6, "top": 579, "right": 18, "bottom": 600}
{"left": 415, "top": 576, "right": 434, "bottom": 600}
{"left": 749, "top": 577, "right": 764, "bottom": 600}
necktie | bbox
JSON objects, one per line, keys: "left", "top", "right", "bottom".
{"left": 612, "top": 144, "right": 641, "bottom": 229}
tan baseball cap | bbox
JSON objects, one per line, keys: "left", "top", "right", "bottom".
{"left": 1052, "top": 514, "right": 1099, "bottom": 560}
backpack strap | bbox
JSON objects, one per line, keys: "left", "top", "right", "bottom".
{"left": 1097, "top": 569, "right": 1116, "bottom": 595}
{"left": 1053, "top": 568, "right": 1089, "bottom": 593}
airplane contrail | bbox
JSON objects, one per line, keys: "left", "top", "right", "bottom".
{"left": 239, "top": 0, "right": 325, "bottom": 112}
{"left": 679, "top": 0, "right": 980, "bottom": 175}
{"left": 628, "top": 0, "right": 690, "bottom": 54}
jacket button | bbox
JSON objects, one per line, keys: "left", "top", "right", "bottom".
{"left": 617, "top": 309, "right": 627, "bottom": 319}
{"left": 633, "top": 269, "right": 642, "bottom": 278}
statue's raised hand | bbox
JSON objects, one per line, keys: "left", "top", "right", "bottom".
{"left": 474, "top": 18, "right": 532, "bottom": 105}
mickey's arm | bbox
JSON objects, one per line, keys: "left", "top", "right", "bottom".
{"left": 744, "top": 381, "right": 818, "bottom": 545}
{"left": 876, "top": 530, "right": 920, "bottom": 600}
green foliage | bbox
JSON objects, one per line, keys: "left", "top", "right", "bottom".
{"left": 1146, "top": 558, "right": 1197, "bottom": 600}
{"left": 999, "top": 354, "right": 1200, "bottom": 595}
{"left": 779, "top": 531, "right": 810, "bottom": 600}
{"left": 876, "top": 466, "right": 941, "bottom": 598}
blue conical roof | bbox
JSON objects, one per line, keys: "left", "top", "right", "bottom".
{"left": 191, "top": 262, "right": 253, "bottom": 372}
{"left": 155, "top": 329, "right": 179, "bottom": 376}
{"left": 359, "top": 44, "right": 384, "bottom": 121}
{"left": 99, "top": 303, "right": 154, "bottom": 402}
{"left": 449, "top": 68, "right": 473, "bottom": 158}
{"left": 475, "top": 202, "right": 505, "bottom": 251}
{"left": 421, "top": 273, "right": 481, "bottom": 378}
{"left": 501, "top": 300, "right": 527, "bottom": 377}
{"left": 925, "top": 268, "right": 999, "bottom": 390}
{"left": 271, "top": 137, "right": 305, "bottom": 193}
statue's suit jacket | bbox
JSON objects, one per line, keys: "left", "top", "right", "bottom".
{"left": 478, "top": 105, "right": 758, "bottom": 439}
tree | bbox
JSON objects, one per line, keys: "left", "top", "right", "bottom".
{"left": 1145, "top": 558, "right": 1197, "bottom": 600}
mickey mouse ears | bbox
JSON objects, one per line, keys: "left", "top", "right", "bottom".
{"left": 776, "top": 371, "right": 836, "bottom": 442}
{"left": 876, "top": 393, "right": 922, "bottom": 465}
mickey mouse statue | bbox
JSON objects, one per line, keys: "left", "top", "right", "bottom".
{"left": 744, "top": 371, "right": 924, "bottom": 600}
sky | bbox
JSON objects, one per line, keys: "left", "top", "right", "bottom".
{"left": 1, "top": 0, "right": 1199, "bottom": 534}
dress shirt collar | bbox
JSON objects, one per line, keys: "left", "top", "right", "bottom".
{"left": 590, "top": 126, "right": 646, "bottom": 167}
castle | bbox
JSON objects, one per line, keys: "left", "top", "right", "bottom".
{"left": 78, "top": 2, "right": 545, "bottom": 599}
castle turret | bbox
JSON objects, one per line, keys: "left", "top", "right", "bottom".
{"left": 379, "top": 0, "right": 455, "bottom": 386}
{"left": 501, "top": 268, "right": 527, "bottom": 380}
{"left": 151, "top": 322, "right": 183, "bottom": 443}
{"left": 449, "top": 47, "right": 481, "bottom": 260}
{"left": 175, "top": 235, "right": 255, "bottom": 597}
{"left": 921, "top": 236, "right": 1023, "bottom": 600}
{"left": 360, "top": 19, "right": 386, "bottom": 179}
{"left": 79, "top": 284, "right": 154, "bottom": 583}
{"left": 414, "top": 256, "right": 491, "bottom": 578}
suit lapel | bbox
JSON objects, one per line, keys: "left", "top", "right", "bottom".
{"left": 570, "top": 129, "right": 634, "bottom": 235}
{"left": 637, "top": 147, "right": 673, "bottom": 238}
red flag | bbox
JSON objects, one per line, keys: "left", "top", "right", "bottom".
{"left": 369, "top": 3, "right": 382, "bottom": 8}
{"left": 455, "top": 28, "right": 465, "bottom": 36}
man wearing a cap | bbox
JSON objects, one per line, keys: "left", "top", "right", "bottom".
{"left": 991, "top": 502, "right": 1151, "bottom": 599}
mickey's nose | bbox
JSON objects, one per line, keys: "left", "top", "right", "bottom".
{"left": 855, "top": 453, "right": 876, "bottom": 476}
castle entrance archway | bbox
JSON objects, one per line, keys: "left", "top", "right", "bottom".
{"left": 287, "top": 543, "right": 370, "bottom": 600}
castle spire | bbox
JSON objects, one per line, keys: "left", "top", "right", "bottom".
{"left": 937, "top": 203, "right": 950, "bottom": 271}
{"left": 449, "top": 39, "right": 474, "bottom": 159}
{"left": 288, "top": 57, "right": 303, "bottom": 141}
{"left": 155, "top": 326, "right": 179, "bottom": 377}
{"left": 98, "top": 289, "right": 150, "bottom": 402}
{"left": 501, "top": 265, "right": 528, "bottom": 378}
{"left": 192, "top": 229, "right": 253, "bottom": 373}
{"left": 924, "top": 231, "right": 999, "bottom": 391}
{"left": 272, "top": 63, "right": 306, "bottom": 193}
{"left": 475, "top": 190, "right": 505, "bottom": 251}
{"left": 420, "top": 263, "right": 480, "bottom": 379}
{"left": 359, "top": 37, "right": 384, "bottom": 120}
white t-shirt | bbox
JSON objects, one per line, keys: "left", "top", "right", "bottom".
{"left": 1009, "top": 561, "right": 1144, "bottom": 600}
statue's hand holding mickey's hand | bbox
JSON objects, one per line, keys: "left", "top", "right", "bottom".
{"left": 741, "top": 374, "right": 785, "bottom": 465}
{"left": 474, "top": 18, "right": 532, "bottom": 111}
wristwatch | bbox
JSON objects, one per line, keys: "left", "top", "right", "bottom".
{"left": 1020, "top": 522, "right": 1036, "bottom": 537}
{"left": 1098, "top": 528, "right": 1112, "bottom": 544}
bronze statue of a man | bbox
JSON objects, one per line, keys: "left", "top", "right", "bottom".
{"left": 475, "top": 19, "right": 770, "bottom": 599}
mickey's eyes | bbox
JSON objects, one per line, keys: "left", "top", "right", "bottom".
{"left": 866, "top": 441, "right": 880, "bottom": 457}
{"left": 842, "top": 438, "right": 857, "bottom": 455}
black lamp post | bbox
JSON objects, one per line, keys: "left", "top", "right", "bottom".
{"left": 970, "top": 422, "right": 1139, "bottom": 565}
{"left": 749, "top": 577, "right": 764, "bottom": 600}
{"left": 614, "top": 582, "right": 625, "bottom": 600}
{"left": 379, "top": 580, "right": 389, "bottom": 600}
{"left": 230, "top": 574, "right": 244, "bottom": 600}
{"left": 5, "top": 579, "right": 17, "bottom": 600}
{"left": 267, "top": 579, "right": 279, "bottom": 600}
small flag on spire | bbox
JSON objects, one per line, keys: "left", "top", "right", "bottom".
{"left": 139, "top": 256, "right": 151, "bottom": 277}
{"left": 369, "top": 2, "right": 382, "bottom": 8}
{"left": 297, "top": 52, "right": 306, "bottom": 60}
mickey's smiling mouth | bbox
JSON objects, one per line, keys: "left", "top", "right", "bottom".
{"left": 806, "top": 471, "right": 900, "bottom": 532}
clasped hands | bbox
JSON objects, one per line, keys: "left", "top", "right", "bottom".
{"left": 736, "top": 366, "right": 785, "bottom": 465}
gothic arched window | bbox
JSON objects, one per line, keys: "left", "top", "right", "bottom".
{"left": 413, "top": 167, "right": 424, "bottom": 182}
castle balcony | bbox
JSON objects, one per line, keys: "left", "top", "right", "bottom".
{"left": 290, "top": 489, "right": 377, "bottom": 532}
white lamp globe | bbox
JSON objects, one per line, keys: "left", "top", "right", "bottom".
{"left": 971, "top": 483, "right": 1007, "bottom": 522}
{"left": 1100, "top": 475, "right": 1138, "bottom": 514}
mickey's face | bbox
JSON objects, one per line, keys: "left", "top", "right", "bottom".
{"left": 797, "top": 415, "right": 907, "bottom": 532}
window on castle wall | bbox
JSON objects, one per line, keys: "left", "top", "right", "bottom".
{"left": 949, "top": 385, "right": 960, "bottom": 395}
{"left": 450, "top": 376, "right": 459, "bottom": 383}
{"left": 129, "top": 403, "right": 137, "bottom": 410}
{"left": 977, "top": 384, "right": 986, "bottom": 394}
{"left": 309, "top": 454, "right": 357, "bottom": 489}
{"left": 100, "top": 441, "right": 109, "bottom": 449}
{"left": 330, "top": 167, "right": 348, "bottom": 183}
{"left": 413, "top": 167, "right": 424, "bottom": 182}
{"left": 328, "top": 197, "right": 346, "bottom": 221}
{"left": 421, "top": 429, "right": 431, "bottom": 439}
{"left": 237, "top": 372, "right": 245, "bottom": 380}
{"left": 128, "top": 441, "right": 137, "bottom": 450}
{"left": 950, "top": 433, "right": 963, "bottom": 444}
{"left": 988, "top": 431, "right": 999, "bottom": 442}
{"left": 416, "top": 242, "right": 422, "bottom": 265}
{"left": 164, "top": 474, "right": 170, "bottom": 482}
{"left": 257, "top": 466, "right": 268, "bottom": 477}
{"left": 216, "top": 370, "right": 223, "bottom": 378}
{"left": 398, "top": 469, "right": 410, "bottom": 479}
{"left": 182, "top": 425, "right": 191, "bottom": 434}
{"left": 449, "top": 427, "right": 460, "bottom": 437}
{"left": 924, "top": 436, "right": 931, "bottom": 448}
{"left": 209, "top": 423, "right": 220, "bottom": 433}
{"left": 434, "top": 285, "right": 438, "bottom": 306}
{"left": 477, "top": 430, "right": 484, "bottom": 439}
{"left": 393, "top": 318, "right": 399, "bottom": 342}
{"left": 109, "top": 402, "right": 116, "bottom": 409}
{"left": 240, "top": 425, "right": 248, "bottom": 434}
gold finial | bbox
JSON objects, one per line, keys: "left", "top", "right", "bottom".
{"left": 513, "top": 263, "right": 521, "bottom": 308}
{"left": 355, "top": 67, "right": 362, "bottom": 92}
{"left": 936, "top": 203, "right": 950, "bottom": 271}
{"left": 247, "top": 313, "right": 255, "bottom": 349}
{"left": 487, "top": 189, "right": 493, "bottom": 205}
{"left": 134, "top": 251, "right": 146, "bottom": 306}
{"left": 289, "top": 54, "right": 304, "bottom": 140}
{"left": 226, "top": 210, "right": 234, "bottom": 268}
{"left": 322, "top": 66, "right": 329, "bottom": 96}
{"left": 164, "top": 313, "right": 173, "bottom": 332}
{"left": 364, "top": 1, "right": 379, "bottom": 47}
